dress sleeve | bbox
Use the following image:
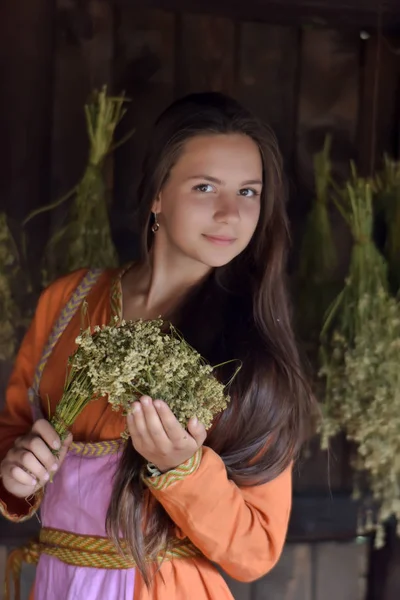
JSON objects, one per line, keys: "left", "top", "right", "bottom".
{"left": 143, "top": 446, "right": 292, "bottom": 582}
{"left": 0, "top": 270, "right": 87, "bottom": 521}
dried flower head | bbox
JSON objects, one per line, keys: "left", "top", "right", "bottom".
{"left": 52, "top": 317, "right": 235, "bottom": 440}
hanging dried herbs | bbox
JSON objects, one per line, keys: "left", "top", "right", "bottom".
{"left": 321, "top": 166, "right": 387, "bottom": 343}
{"left": 299, "top": 135, "right": 336, "bottom": 282}
{"left": 25, "top": 86, "right": 130, "bottom": 282}
{"left": 319, "top": 166, "right": 400, "bottom": 547}
{"left": 296, "top": 134, "right": 337, "bottom": 344}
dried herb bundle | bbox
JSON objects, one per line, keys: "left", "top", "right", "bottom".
{"left": 321, "top": 166, "right": 387, "bottom": 343}
{"left": 319, "top": 168, "right": 400, "bottom": 546}
{"left": 299, "top": 135, "right": 336, "bottom": 282}
{"left": 52, "top": 314, "right": 237, "bottom": 441}
{"left": 296, "top": 135, "right": 337, "bottom": 343}
{"left": 25, "top": 86, "right": 130, "bottom": 282}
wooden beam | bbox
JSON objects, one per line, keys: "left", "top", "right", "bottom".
{"left": 357, "top": 34, "right": 400, "bottom": 175}
{"left": 125, "top": 0, "right": 400, "bottom": 32}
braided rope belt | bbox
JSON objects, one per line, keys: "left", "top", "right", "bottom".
{"left": 5, "top": 527, "right": 200, "bottom": 600}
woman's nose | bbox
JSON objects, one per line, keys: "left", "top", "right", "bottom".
{"left": 213, "top": 195, "right": 240, "bottom": 223}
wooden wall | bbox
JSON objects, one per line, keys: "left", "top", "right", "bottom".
{"left": 1, "top": 1, "right": 400, "bottom": 598}
{"left": 2, "top": 2, "right": 399, "bottom": 268}
{"left": 6, "top": 3, "right": 396, "bottom": 493}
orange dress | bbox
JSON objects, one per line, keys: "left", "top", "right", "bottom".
{"left": 0, "top": 268, "right": 292, "bottom": 599}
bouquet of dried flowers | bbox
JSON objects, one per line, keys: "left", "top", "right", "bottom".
{"left": 319, "top": 166, "right": 400, "bottom": 546}
{"left": 25, "top": 86, "right": 131, "bottom": 282}
{"left": 51, "top": 312, "right": 236, "bottom": 441}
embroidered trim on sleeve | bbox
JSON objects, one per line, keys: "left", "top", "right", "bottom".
{"left": 143, "top": 448, "right": 203, "bottom": 491}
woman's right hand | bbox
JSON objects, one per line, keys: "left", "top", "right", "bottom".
{"left": 0, "top": 419, "right": 72, "bottom": 498}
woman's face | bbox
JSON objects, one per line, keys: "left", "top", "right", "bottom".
{"left": 152, "top": 133, "right": 263, "bottom": 268}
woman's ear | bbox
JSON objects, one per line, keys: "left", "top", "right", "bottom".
{"left": 151, "top": 193, "right": 162, "bottom": 214}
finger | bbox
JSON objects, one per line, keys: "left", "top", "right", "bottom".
{"left": 3, "top": 462, "right": 37, "bottom": 487}
{"left": 57, "top": 433, "right": 73, "bottom": 468}
{"left": 139, "top": 396, "right": 170, "bottom": 446}
{"left": 153, "top": 400, "right": 186, "bottom": 443}
{"left": 127, "top": 402, "right": 147, "bottom": 441}
{"left": 16, "top": 434, "right": 58, "bottom": 473}
{"left": 11, "top": 465, "right": 37, "bottom": 487}
{"left": 187, "top": 418, "right": 207, "bottom": 446}
{"left": 11, "top": 448, "right": 50, "bottom": 484}
{"left": 32, "top": 419, "right": 62, "bottom": 451}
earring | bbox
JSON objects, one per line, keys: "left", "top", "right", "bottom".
{"left": 151, "top": 212, "right": 160, "bottom": 233}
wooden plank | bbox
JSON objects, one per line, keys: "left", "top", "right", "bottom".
{"left": 20, "top": 562, "right": 36, "bottom": 600}
{"left": 293, "top": 433, "right": 353, "bottom": 493}
{"left": 0, "top": 546, "right": 5, "bottom": 600}
{"left": 357, "top": 34, "right": 400, "bottom": 175}
{"left": 292, "top": 30, "right": 361, "bottom": 492}
{"left": 0, "top": 0, "right": 54, "bottom": 263}
{"left": 294, "top": 27, "right": 360, "bottom": 239}
{"left": 221, "top": 573, "right": 251, "bottom": 600}
{"left": 288, "top": 493, "right": 359, "bottom": 542}
{"left": 382, "top": 536, "right": 400, "bottom": 600}
{"left": 223, "top": 541, "right": 367, "bottom": 599}
{"left": 112, "top": 8, "right": 175, "bottom": 262}
{"left": 315, "top": 541, "right": 368, "bottom": 600}
{"left": 364, "top": 525, "right": 400, "bottom": 600}
{"left": 236, "top": 23, "right": 299, "bottom": 161}
{"left": 296, "top": 29, "right": 360, "bottom": 197}
{"left": 49, "top": 0, "right": 115, "bottom": 247}
{"left": 253, "top": 544, "right": 313, "bottom": 600}
{"left": 176, "top": 14, "right": 235, "bottom": 96}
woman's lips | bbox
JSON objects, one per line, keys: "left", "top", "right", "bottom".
{"left": 202, "top": 234, "right": 237, "bottom": 246}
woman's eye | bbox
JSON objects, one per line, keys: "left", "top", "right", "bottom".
{"left": 194, "top": 184, "right": 214, "bottom": 193}
{"left": 239, "top": 188, "right": 259, "bottom": 198}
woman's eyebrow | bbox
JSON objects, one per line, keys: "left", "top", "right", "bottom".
{"left": 187, "top": 174, "right": 223, "bottom": 184}
{"left": 187, "top": 175, "right": 262, "bottom": 186}
{"left": 241, "top": 179, "right": 263, "bottom": 186}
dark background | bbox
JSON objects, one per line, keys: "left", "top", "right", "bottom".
{"left": 1, "top": 0, "right": 400, "bottom": 597}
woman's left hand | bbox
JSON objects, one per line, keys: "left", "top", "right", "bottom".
{"left": 127, "top": 396, "right": 207, "bottom": 473}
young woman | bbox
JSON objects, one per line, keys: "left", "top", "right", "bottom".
{"left": 0, "top": 92, "right": 314, "bottom": 600}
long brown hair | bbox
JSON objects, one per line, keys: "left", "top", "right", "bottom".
{"left": 107, "top": 92, "right": 315, "bottom": 583}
